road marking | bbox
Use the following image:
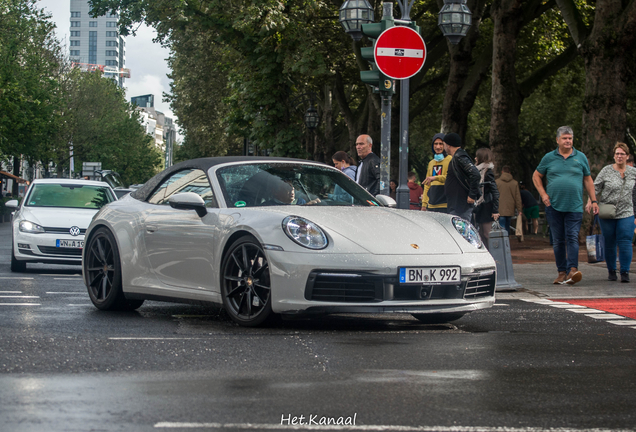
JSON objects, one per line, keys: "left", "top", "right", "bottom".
{"left": 54, "top": 278, "right": 83, "bottom": 280}
{"left": 0, "top": 291, "right": 23, "bottom": 294}
{"left": 154, "top": 422, "right": 636, "bottom": 431}
{"left": 46, "top": 292, "right": 82, "bottom": 294}
{"left": 549, "top": 304, "right": 587, "bottom": 308}
{"left": 40, "top": 274, "right": 81, "bottom": 277}
{"left": 566, "top": 308, "right": 602, "bottom": 313}
{"left": 0, "top": 295, "right": 39, "bottom": 298}
{"left": 584, "top": 314, "right": 625, "bottom": 320}
{"left": 0, "top": 303, "right": 40, "bottom": 306}
{"left": 607, "top": 320, "right": 636, "bottom": 326}
{"left": 110, "top": 337, "right": 205, "bottom": 340}
{"left": 0, "top": 277, "right": 34, "bottom": 280}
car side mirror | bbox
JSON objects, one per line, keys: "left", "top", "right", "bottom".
{"left": 168, "top": 192, "right": 207, "bottom": 217}
{"left": 5, "top": 200, "right": 19, "bottom": 209}
{"left": 375, "top": 194, "right": 397, "bottom": 208}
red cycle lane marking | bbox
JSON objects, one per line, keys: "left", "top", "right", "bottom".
{"left": 552, "top": 298, "right": 636, "bottom": 320}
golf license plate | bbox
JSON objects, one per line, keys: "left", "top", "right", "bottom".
{"left": 56, "top": 239, "right": 84, "bottom": 248}
{"left": 399, "top": 266, "right": 461, "bottom": 284}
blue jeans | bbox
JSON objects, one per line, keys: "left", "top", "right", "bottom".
{"left": 499, "top": 216, "right": 511, "bottom": 234}
{"left": 599, "top": 215, "right": 635, "bottom": 273}
{"left": 545, "top": 207, "right": 583, "bottom": 272}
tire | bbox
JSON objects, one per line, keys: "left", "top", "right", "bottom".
{"left": 221, "top": 235, "right": 273, "bottom": 327}
{"left": 84, "top": 227, "right": 144, "bottom": 311}
{"left": 10, "top": 240, "right": 26, "bottom": 272}
{"left": 411, "top": 313, "right": 465, "bottom": 324}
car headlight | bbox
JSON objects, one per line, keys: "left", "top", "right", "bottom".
{"left": 452, "top": 217, "right": 482, "bottom": 248}
{"left": 282, "top": 216, "right": 328, "bottom": 250}
{"left": 19, "top": 220, "right": 45, "bottom": 234}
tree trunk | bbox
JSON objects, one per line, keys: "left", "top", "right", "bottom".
{"left": 555, "top": 0, "right": 636, "bottom": 169}
{"left": 440, "top": 0, "right": 489, "bottom": 141}
{"left": 12, "top": 156, "right": 20, "bottom": 197}
{"left": 579, "top": 0, "right": 632, "bottom": 169}
{"left": 489, "top": 0, "right": 524, "bottom": 171}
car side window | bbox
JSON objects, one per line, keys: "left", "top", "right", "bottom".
{"left": 148, "top": 169, "right": 217, "bottom": 207}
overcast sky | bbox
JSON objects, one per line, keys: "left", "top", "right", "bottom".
{"left": 37, "top": 0, "right": 180, "bottom": 137}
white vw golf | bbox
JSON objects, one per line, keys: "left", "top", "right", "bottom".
{"left": 7, "top": 179, "right": 116, "bottom": 272}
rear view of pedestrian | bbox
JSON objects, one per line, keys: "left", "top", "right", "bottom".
{"left": 407, "top": 172, "right": 423, "bottom": 210}
{"left": 496, "top": 166, "right": 522, "bottom": 235}
{"left": 520, "top": 182, "right": 540, "bottom": 234}
{"left": 473, "top": 148, "right": 499, "bottom": 244}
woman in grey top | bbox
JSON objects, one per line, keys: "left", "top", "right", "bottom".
{"left": 586, "top": 142, "right": 636, "bottom": 282}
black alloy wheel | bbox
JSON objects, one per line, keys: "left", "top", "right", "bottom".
{"left": 84, "top": 227, "right": 143, "bottom": 311}
{"left": 221, "top": 235, "right": 273, "bottom": 326}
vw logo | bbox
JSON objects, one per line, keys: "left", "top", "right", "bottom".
{"left": 69, "top": 226, "right": 80, "bottom": 236}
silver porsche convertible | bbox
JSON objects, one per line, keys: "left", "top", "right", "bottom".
{"left": 82, "top": 157, "right": 496, "bottom": 326}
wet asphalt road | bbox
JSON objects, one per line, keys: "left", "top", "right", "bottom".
{"left": 0, "top": 223, "right": 635, "bottom": 432}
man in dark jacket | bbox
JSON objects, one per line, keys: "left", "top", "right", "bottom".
{"left": 443, "top": 133, "right": 481, "bottom": 221}
{"left": 355, "top": 134, "right": 380, "bottom": 196}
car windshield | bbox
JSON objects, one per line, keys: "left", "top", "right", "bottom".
{"left": 216, "top": 163, "right": 380, "bottom": 208}
{"left": 25, "top": 184, "right": 115, "bottom": 209}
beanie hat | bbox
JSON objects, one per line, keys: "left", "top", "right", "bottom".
{"left": 444, "top": 132, "right": 462, "bottom": 148}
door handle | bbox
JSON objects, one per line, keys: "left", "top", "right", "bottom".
{"left": 146, "top": 225, "right": 158, "bottom": 233}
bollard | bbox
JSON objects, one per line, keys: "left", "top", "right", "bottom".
{"left": 488, "top": 221, "right": 522, "bottom": 291}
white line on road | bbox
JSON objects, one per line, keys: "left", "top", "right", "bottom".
{"left": 0, "top": 277, "right": 34, "bottom": 280}
{"left": 584, "top": 314, "right": 625, "bottom": 320}
{"left": 110, "top": 337, "right": 205, "bottom": 340}
{"left": 53, "top": 278, "right": 83, "bottom": 280}
{"left": 46, "top": 292, "right": 82, "bottom": 294}
{"left": 0, "top": 295, "right": 39, "bottom": 298}
{"left": 566, "top": 309, "right": 602, "bottom": 313}
{"left": 154, "top": 422, "right": 636, "bottom": 431}
{"left": 607, "top": 320, "right": 636, "bottom": 326}
{"left": 0, "top": 303, "right": 41, "bottom": 306}
{"left": 40, "top": 274, "right": 81, "bottom": 277}
{"left": 0, "top": 291, "right": 22, "bottom": 293}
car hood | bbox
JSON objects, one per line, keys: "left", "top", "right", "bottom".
{"left": 19, "top": 206, "right": 98, "bottom": 228}
{"left": 258, "top": 206, "right": 464, "bottom": 255}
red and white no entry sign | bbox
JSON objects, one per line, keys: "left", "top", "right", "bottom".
{"left": 374, "top": 26, "right": 426, "bottom": 80}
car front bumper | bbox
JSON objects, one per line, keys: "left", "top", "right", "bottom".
{"left": 266, "top": 250, "right": 496, "bottom": 315}
{"left": 12, "top": 229, "right": 84, "bottom": 265}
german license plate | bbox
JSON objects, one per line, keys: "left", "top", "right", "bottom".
{"left": 56, "top": 239, "right": 84, "bottom": 248}
{"left": 399, "top": 266, "right": 461, "bottom": 284}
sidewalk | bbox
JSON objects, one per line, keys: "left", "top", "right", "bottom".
{"left": 498, "top": 233, "right": 636, "bottom": 300}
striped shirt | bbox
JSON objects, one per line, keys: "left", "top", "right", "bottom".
{"left": 536, "top": 148, "right": 591, "bottom": 213}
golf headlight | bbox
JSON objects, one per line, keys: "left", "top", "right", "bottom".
{"left": 19, "top": 220, "right": 45, "bottom": 234}
{"left": 452, "top": 217, "right": 482, "bottom": 248}
{"left": 282, "top": 216, "right": 328, "bottom": 250}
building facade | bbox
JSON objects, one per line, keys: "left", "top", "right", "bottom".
{"left": 69, "top": 0, "right": 126, "bottom": 87}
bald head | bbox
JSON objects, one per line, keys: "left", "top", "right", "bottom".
{"left": 356, "top": 135, "right": 373, "bottom": 159}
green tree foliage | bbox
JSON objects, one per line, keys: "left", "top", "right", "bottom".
{"left": 52, "top": 69, "right": 162, "bottom": 185}
{"left": 88, "top": 0, "right": 634, "bottom": 188}
{"left": 0, "top": 0, "right": 62, "bottom": 184}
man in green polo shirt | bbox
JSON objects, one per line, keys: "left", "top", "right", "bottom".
{"left": 533, "top": 126, "right": 599, "bottom": 285}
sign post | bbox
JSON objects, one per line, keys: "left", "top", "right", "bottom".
{"left": 374, "top": 25, "right": 426, "bottom": 209}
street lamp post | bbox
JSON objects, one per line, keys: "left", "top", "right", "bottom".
{"left": 339, "top": 0, "right": 394, "bottom": 196}
{"left": 438, "top": 0, "right": 473, "bottom": 45}
{"left": 340, "top": 0, "right": 471, "bottom": 208}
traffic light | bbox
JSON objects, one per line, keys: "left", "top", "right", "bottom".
{"left": 359, "top": 17, "right": 395, "bottom": 95}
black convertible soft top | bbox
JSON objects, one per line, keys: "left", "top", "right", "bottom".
{"left": 129, "top": 156, "right": 320, "bottom": 202}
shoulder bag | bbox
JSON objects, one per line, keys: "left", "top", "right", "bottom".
{"left": 598, "top": 175, "right": 626, "bottom": 219}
